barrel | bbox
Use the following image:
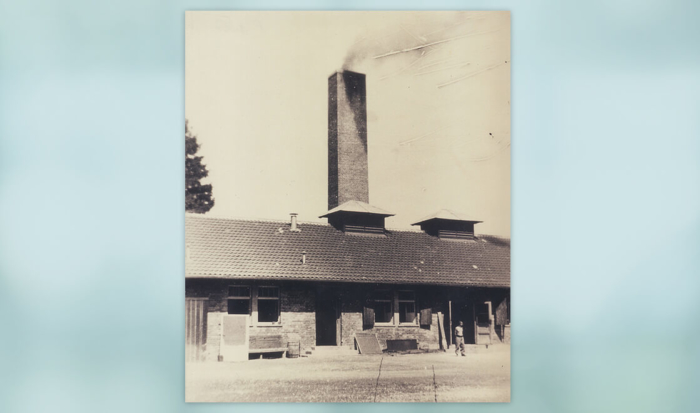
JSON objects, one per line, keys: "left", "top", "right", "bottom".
{"left": 287, "top": 341, "right": 300, "bottom": 358}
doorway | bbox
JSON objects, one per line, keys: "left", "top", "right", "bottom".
{"left": 474, "top": 302, "right": 492, "bottom": 345}
{"left": 316, "top": 295, "right": 340, "bottom": 346}
{"left": 458, "top": 302, "right": 476, "bottom": 344}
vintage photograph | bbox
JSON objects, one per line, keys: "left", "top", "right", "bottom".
{"left": 185, "top": 11, "right": 510, "bottom": 402}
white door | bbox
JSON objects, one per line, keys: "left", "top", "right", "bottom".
{"left": 220, "top": 314, "right": 249, "bottom": 361}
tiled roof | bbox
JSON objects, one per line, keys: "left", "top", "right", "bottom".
{"left": 412, "top": 209, "right": 482, "bottom": 225}
{"left": 185, "top": 214, "right": 510, "bottom": 288}
{"left": 319, "top": 200, "right": 395, "bottom": 217}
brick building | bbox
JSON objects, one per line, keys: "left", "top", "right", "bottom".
{"left": 185, "top": 70, "right": 510, "bottom": 361}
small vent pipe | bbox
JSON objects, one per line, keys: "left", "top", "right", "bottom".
{"left": 290, "top": 213, "right": 300, "bottom": 232}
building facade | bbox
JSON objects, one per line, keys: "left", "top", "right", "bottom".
{"left": 185, "top": 215, "right": 510, "bottom": 361}
{"left": 185, "top": 70, "right": 510, "bottom": 361}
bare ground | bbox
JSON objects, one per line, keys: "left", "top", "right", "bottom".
{"left": 186, "top": 345, "right": 510, "bottom": 403}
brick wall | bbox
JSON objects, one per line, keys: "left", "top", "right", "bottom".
{"left": 339, "top": 286, "right": 442, "bottom": 351}
{"left": 258, "top": 286, "right": 315, "bottom": 351}
{"left": 186, "top": 280, "right": 508, "bottom": 360}
{"left": 372, "top": 316, "right": 440, "bottom": 350}
{"left": 340, "top": 294, "right": 362, "bottom": 348}
{"left": 186, "top": 279, "right": 316, "bottom": 361}
{"left": 327, "top": 71, "right": 369, "bottom": 209}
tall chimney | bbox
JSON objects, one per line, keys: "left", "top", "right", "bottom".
{"left": 328, "top": 71, "right": 369, "bottom": 210}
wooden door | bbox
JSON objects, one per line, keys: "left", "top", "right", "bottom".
{"left": 185, "top": 298, "right": 208, "bottom": 362}
{"left": 220, "top": 314, "right": 249, "bottom": 361}
{"left": 474, "top": 302, "right": 492, "bottom": 345}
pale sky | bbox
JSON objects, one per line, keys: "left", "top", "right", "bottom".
{"left": 185, "top": 11, "right": 510, "bottom": 236}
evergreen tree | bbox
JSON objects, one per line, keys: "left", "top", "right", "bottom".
{"left": 185, "top": 121, "right": 214, "bottom": 213}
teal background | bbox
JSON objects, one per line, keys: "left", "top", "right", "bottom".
{"left": 1, "top": 0, "right": 699, "bottom": 412}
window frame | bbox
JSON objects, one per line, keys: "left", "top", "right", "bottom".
{"left": 397, "top": 290, "right": 418, "bottom": 326}
{"left": 226, "top": 285, "right": 251, "bottom": 316}
{"left": 373, "top": 290, "right": 394, "bottom": 326}
{"left": 255, "top": 285, "right": 281, "bottom": 326}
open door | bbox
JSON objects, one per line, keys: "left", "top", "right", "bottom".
{"left": 316, "top": 295, "right": 340, "bottom": 346}
{"left": 457, "top": 302, "right": 476, "bottom": 344}
{"left": 474, "top": 302, "right": 492, "bottom": 345}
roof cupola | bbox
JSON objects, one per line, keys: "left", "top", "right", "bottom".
{"left": 411, "top": 209, "right": 482, "bottom": 241}
{"left": 320, "top": 200, "right": 394, "bottom": 235}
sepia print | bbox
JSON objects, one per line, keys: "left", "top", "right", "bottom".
{"left": 185, "top": 11, "right": 510, "bottom": 402}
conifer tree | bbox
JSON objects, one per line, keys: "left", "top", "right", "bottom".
{"left": 185, "top": 121, "right": 214, "bottom": 213}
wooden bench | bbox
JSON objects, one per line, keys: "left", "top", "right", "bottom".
{"left": 249, "top": 335, "right": 287, "bottom": 358}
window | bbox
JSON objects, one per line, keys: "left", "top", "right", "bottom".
{"left": 398, "top": 291, "right": 416, "bottom": 324}
{"left": 227, "top": 285, "right": 281, "bottom": 324}
{"left": 257, "top": 286, "right": 280, "bottom": 323}
{"left": 374, "top": 291, "right": 393, "bottom": 323}
{"left": 227, "top": 286, "right": 250, "bottom": 315}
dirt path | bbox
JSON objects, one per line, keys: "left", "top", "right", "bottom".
{"left": 186, "top": 346, "right": 510, "bottom": 402}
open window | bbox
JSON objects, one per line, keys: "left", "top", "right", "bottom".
{"left": 374, "top": 291, "right": 393, "bottom": 324}
{"left": 227, "top": 286, "right": 251, "bottom": 315}
{"left": 363, "top": 289, "right": 424, "bottom": 328}
{"left": 257, "top": 286, "right": 280, "bottom": 323}
{"left": 398, "top": 291, "right": 416, "bottom": 324}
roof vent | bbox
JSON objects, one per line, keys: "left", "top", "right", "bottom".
{"left": 320, "top": 200, "right": 394, "bottom": 235}
{"left": 290, "top": 213, "right": 300, "bottom": 232}
{"left": 411, "top": 209, "right": 482, "bottom": 241}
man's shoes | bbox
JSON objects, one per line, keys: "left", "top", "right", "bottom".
{"left": 461, "top": 354, "right": 466, "bottom": 357}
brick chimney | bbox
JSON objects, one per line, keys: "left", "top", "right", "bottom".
{"left": 328, "top": 70, "right": 369, "bottom": 210}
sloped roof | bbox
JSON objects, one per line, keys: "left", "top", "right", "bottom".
{"left": 186, "top": 214, "right": 510, "bottom": 288}
{"left": 412, "top": 209, "right": 482, "bottom": 225}
{"left": 319, "top": 200, "right": 395, "bottom": 218}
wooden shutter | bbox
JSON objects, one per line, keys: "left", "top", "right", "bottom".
{"left": 363, "top": 304, "right": 375, "bottom": 329}
{"left": 420, "top": 308, "right": 432, "bottom": 327}
{"left": 495, "top": 298, "right": 508, "bottom": 326}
